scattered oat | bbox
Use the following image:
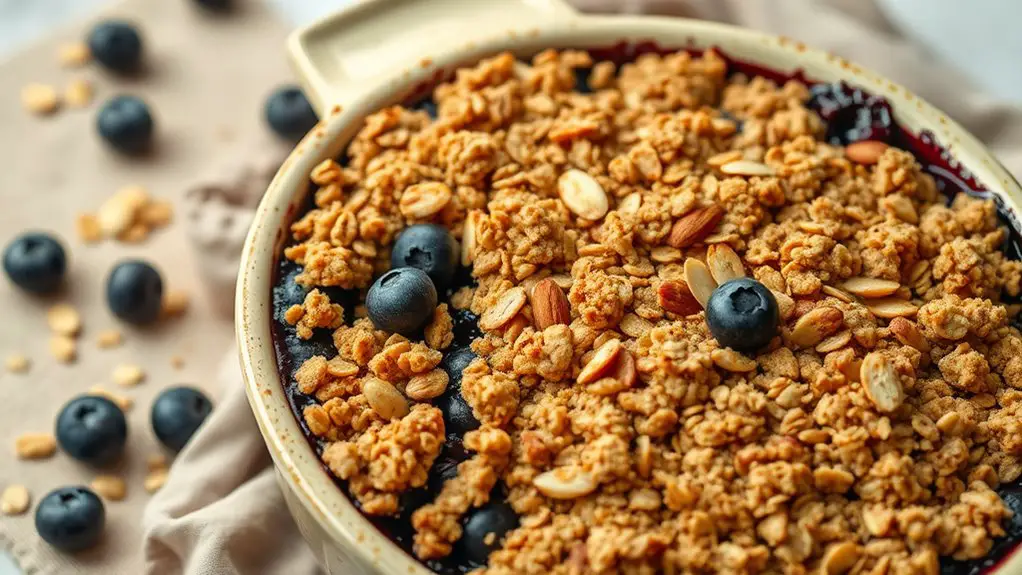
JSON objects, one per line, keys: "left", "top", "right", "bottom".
{"left": 5, "top": 354, "right": 29, "bottom": 374}
{"left": 49, "top": 335, "right": 77, "bottom": 363}
{"left": 21, "top": 83, "right": 59, "bottom": 115}
{"left": 140, "top": 200, "right": 174, "bottom": 228}
{"left": 76, "top": 213, "right": 103, "bottom": 243}
{"left": 96, "top": 329, "right": 123, "bottom": 349}
{"left": 1, "top": 485, "right": 30, "bottom": 515}
{"left": 144, "top": 469, "right": 168, "bottom": 494}
{"left": 47, "top": 303, "right": 82, "bottom": 337}
{"left": 14, "top": 433, "right": 56, "bottom": 460}
{"left": 170, "top": 355, "right": 186, "bottom": 369}
{"left": 64, "top": 78, "right": 93, "bottom": 108}
{"left": 147, "top": 453, "right": 169, "bottom": 472}
{"left": 112, "top": 363, "right": 145, "bottom": 387}
{"left": 57, "top": 42, "right": 91, "bottom": 67}
{"left": 161, "top": 290, "right": 190, "bottom": 318}
{"left": 90, "top": 475, "right": 127, "bottom": 501}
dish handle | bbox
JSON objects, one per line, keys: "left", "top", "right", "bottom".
{"left": 287, "top": 0, "right": 578, "bottom": 114}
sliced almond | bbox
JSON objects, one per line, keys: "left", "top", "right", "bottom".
{"left": 91, "top": 475, "right": 127, "bottom": 501}
{"left": 788, "top": 306, "right": 843, "bottom": 348}
{"left": 866, "top": 297, "right": 919, "bottom": 319}
{"left": 614, "top": 349, "right": 637, "bottom": 388}
{"left": 405, "top": 370, "right": 449, "bottom": 401}
{"left": 1, "top": 485, "right": 30, "bottom": 515}
{"left": 771, "top": 290, "right": 796, "bottom": 320}
{"left": 577, "top": 340, "right": 622, "bottom": 384}
{"left": 711, "top": 348, "right": 757, "bottom": 372}
{"left": 821, "top": 541, "right": 862, "bottom": 575}
{"left": 816, "top": 330, "right": 852, "bottom": 353}
{"left": 821, "top": 285, "right": 855, "bottom": 303}
{"left": 618, "top": 192, "right": 642, "bottom": 214}
{"left": 96, "top": 329, "right": 123, "bottom": 349}
{"left": 479, "top": 287, "right": 527, "bottom": 331}
{"left": 530, "top": 278, "right": 570, "bottom": 329}
{"left": 888, "top": 317, "right": 930, "bottom": 353}
{"left": 533, "top": 466, "right": 597, "bottom": 500}
{"left": 845, "top": 141, "right": 889, "bottom": 165}
{"left": 49, "top": 335, "right": 77, "bottom": 363}
{"left": 839, "top": 277, "right": 900, "bottom": 298}
{"left": 667, "top": 205, "right": 725, "bottom": 248}
{"left": 860, "top": 352, "right": 904, "bottom": 413}
{"left": 720, "top": 160, "right": 775, "bottom": 177}
{"left": 683, "top": 258, "right": 717, "bottom": 309}
{"left": 706, "top": 244, "right": 745, "bottom": 284}
{"left": 112, "top": 363, "right": 145, "bottom": 387}
{"left": 461, "top": 210, "right": 481, "bottom": 266}
{"left": 362, "top": 377, "right": 410, "bottom": 420}
{"left": 399, "top": 181, "right": 452, "bottom": 219}
{"left": 47, "top": 304, "right": 82, "bottom": 337}
{"left": 5, "top": 354, "right": 29, "bottom": 374}
{"left": 657, "top": 279, "right": 702, "bottom": 316}
{"left": 620, "top": 313, "right": 654, "bottom": 338}
{"left": 558, "top": 169, "right": 609, "bottom": 220}
{"left": 14, "top": 433, "right": 56, "bottom": 459}
{"left": 650, "top": 246, "right": 682, "bottom": 263}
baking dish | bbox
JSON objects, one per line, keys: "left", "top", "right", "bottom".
{"left": 236, "top": 0, "right": 1022, "bottom": 573}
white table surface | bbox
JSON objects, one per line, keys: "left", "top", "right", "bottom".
{"left": 0, "top": 0, "right": 1017, "bottom": 574}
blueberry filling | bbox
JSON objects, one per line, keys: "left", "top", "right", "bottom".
{"left": 269, "top": 47, "right": 1022, "bottom": 575}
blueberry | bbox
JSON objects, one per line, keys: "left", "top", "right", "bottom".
{"left": 413, "top": 98, "right": 437, "bottom": 119}
{"left": 151, "top": 386, "right": 213, "bottom": 452}
{"left": 391, "top": 224, "right": 458, "bottom": 294}
{"left": 428, "top": 437, "right": 470, "bottom": 492}
{"left": 450, "top": 308, "right": 482, "bottom": 346}
{"left": 192, "top": 0, "right": 231, "bottom": 11}
{"left": 3, "top": 232, "right": 66, "bottom": 294}
{"left": 87, "top": 21, "right": 143, "bottom": 74}
{"left": 705, "top": 278, "right": 779, "bottom": 353}
{"left": 457, "top": 499, "right": 519, "bottom": 565}
{"left": 106, "top": 260, "right": 163, "bottom": 324}
{"left": 265, "top": 86, "right": 318, "bottom": 141}
{"left": 35, "top": 487, "right": 105, "bottom": 552}
{"left": 366, "top": 267, "right": 437, "bottom": 336}
{"left": 55, "top": 396, "right": 128, "bottom": 466}
{"left": 805, "top": 81, "right": 895, "bottom": 145}
{"left": 97, "top": 95, "right": 154, "bottom": 154}
{"left": 436, "top": 346, "right": 481, "bottom": 435}
{"left": 574, "top": 68, "right": 593, "bottom": 93}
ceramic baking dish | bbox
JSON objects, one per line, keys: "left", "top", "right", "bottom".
{"left": 235, "top": 0, "right": 1022, "bottom": 573}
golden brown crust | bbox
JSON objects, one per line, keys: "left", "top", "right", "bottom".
{"left": 281, "top": 49, "right": 1022, "bottom": 574}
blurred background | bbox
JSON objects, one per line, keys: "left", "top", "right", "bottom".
{"left": 2, "top": 0, "right": 1022, "bottom": 103}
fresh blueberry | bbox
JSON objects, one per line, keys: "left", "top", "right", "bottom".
{"left": 450, "top": 308, "right": 482, "bottom": 346}
{"left": 97, "top": 95, "right": 154, "bottom": 154}
{"left": 3, "top": 232, "right": 66, "bottom": 294}
{"left": 705, "top": 278, "right": 779, "bottom": 353}
{"left": 391, "top": 224, "right": 458, "bottom": 294}
{"left": 55, "top": 395, "right": 128, "bottom": 466}
{"left": 457, "top": 499, "right": 519, "bottom": 565}
{"left": 35, "top": 487, "right": 105, "bottom": 552}
{"left": 574, "top": 68, "right": 593, "bottom": 93}
{"left": 412, "top": 98, "right": 437, "bottom": 119}
{"left": 106, "top": 260, "right": 163, "bottom": 324}
{"left": 151, "top": 386, "right": 213, "bottom": 452}
{"left": 265, "top": 86, "right": 318, "bottom": 141}
{"left": 366, "top": 267, "right": 437, "bottom": 336}
{"left": 87, "top": 21, "right": 142, "bottom": 74}
{"left": 436, "top": 346, "right": 481, "bottom": 435}
{"left": 192, "top": 0, "right": 231, "bottom": 11}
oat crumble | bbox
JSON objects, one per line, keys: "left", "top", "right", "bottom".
{"left": 279, "top": 49, "right": 1022, "bottom": 574}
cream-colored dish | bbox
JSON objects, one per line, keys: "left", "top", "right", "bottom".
{"left": 235, "top": 0, "right": 1022, "bottom": 573}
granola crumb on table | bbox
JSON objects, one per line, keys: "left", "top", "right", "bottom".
{"left": 282, "top": 48, "right": 1022, "bottom": 573}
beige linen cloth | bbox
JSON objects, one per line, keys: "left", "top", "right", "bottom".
{"left": 142, "top": 0, "right": 1022, "bottom": 574}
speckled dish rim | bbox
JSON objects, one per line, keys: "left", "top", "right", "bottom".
{"left": 236, "top": 1, "right": 1022, "bottom": 573}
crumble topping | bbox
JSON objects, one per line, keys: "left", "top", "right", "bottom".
{"left": 282, "top": 49, "right": 1022, "bottom": 573}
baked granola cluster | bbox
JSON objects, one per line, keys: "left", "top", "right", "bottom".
{"left": 281, "top": 49, "right": 1022, "bottom": 574}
